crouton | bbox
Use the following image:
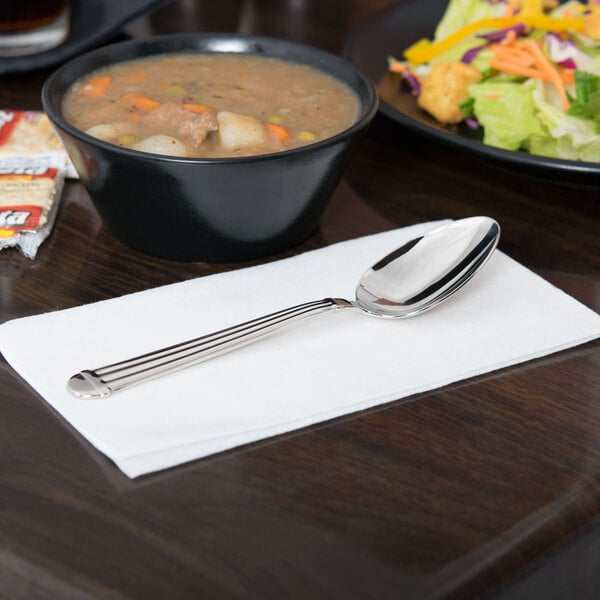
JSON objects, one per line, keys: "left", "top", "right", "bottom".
{"left": 417, "top": 61, "right": 481, "bottom": 124}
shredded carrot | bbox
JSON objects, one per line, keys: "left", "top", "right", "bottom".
{"left": 489, "top": 58, "right": 547, "bottom": 78}
{"left": 504, "top": 2, "right": 516, "bottom": 18}
{"left": 81, "top": 75, "right": 112, "bottom": 97}
{"left": 501, "top": 28, "right": 518, "bottom": 45}
{"left": 488, "top": 38, "right": 570, "bottom": 110}
{"left": 121, "top": 92, "right": 160, "bottom": 111}
{"left": 181, "top": 103, "right": 213, "bottom": 115}
{"left": 491, "top": 44, "right": 535, "bottom": 64}
{"left": 484, "top": 93, "right": 503, "bottom": 100}
{"left": 560, "top": 69, "right": 575, "bottom": 84}
{"left": 389, "top": 60, "right": 408, "bottom": 74}
{"left": 266, "top": 124, "right": 290, "bottom": 141}
{"left": 526, "top": 39, "right": 569, "bottom": 109}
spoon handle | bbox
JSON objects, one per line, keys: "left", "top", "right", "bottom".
{"left": 67, "top": 297, "right": 351, "bottom": 399}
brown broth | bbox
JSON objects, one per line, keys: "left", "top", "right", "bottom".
{"left": 62, "top": 53, "right": 359, "bottom": 158}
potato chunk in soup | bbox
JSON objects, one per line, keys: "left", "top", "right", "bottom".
{"left": 62, "top": 53, "right": 360, "bottom": 158}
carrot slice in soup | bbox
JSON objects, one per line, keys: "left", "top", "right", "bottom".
{"left": 266, "top": 123, "right": 290, "bottom": 141}
{"left": 121, "top": 92, "right": 160, "bottom": 111}
{"left": 81, "top": 75, "right": 112, "bottom": 97}
{"left": 181, "top": 103, "right": 213, "bottom": 114}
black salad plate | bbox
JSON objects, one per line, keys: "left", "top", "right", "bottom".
{"left": 0, "top": 0, "right": 171, "bottom": 75}
{"left": 343, "top": 0, "right": 600, "bottom": 182}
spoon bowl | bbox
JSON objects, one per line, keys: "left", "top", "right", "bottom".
{"left": 68, "top": 216, "right": 500, "bottom": 399}
{"left": 355, "top": 216, "right": 500, "bottom": 317}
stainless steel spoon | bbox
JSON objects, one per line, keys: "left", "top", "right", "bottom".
{"left": 68, "top": 216, "right": 500, "bottom": 399}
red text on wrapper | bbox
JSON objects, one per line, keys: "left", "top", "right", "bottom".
{"left": 0, "top": 153, "right": 65, "bottom": 256}
{"left": 0, "top": 205, "right": 43, "bottom": 233}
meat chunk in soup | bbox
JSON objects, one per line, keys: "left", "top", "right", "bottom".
{"left": 62, "top": 53, "right": 359, "bottom": 159}
{"left": 143, "top": 103, "right": 218, "bottom": 147}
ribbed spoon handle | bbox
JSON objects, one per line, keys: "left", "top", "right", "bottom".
{"left": 67, "top": 297, "right": 348, "bottom": 399}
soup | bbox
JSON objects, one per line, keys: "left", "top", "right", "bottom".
{"left": 61, "top": 53, "right": 360, "bottom": 159}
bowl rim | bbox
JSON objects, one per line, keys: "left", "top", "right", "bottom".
{"left": 42, "top": 32, "right": 379, "bottom": 165}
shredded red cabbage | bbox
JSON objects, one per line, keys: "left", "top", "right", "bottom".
{"left": 400, "top": 71, "right": 421, "bottom": 95}
{"left": 545, "top": 32, "right": 591, "bottom": 70}
{"left": 462, "top": 23, "right": 526, "bottom": 63}
{"left": 477, "top": 22, "right": 526, "bottom": 42}
{"left": 462, "top": 44, "right": 487, "bottom": 63}
{"left": 464, "top": 117, "right": 480, "bottom": 130}
{"left": 560, "top": 57, "right": 579, "bottom": 70}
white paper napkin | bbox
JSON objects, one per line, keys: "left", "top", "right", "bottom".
{"left": 1, "top": 220, "right": 599, "bottom": 478}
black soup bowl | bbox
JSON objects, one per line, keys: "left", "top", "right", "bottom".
{"left": 42, "top": 33, "right": 378, "bottom": 262}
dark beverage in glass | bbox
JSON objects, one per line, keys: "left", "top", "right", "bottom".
{"left": 0, "top": 1, "right": 70, "bottom": 56}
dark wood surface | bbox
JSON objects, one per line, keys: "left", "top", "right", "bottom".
{"left": 1, "top": 1, "right": 600, "bottom": 598}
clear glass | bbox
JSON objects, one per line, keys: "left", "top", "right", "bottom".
{"left": 0, "top": 1, "right": 70, "bottom": 57}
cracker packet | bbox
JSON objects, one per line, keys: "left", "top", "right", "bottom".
{"left": 0, "top": 109, "right": 77, "bottom": 178}
{"left": 0, "top": 153, "right": 65, "bottom": 259}
{"left": 0, "top": 110, "right": 75, "bottom": 259}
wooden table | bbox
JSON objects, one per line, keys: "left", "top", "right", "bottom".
{"left": 1, "top": 1, "right": 599, "bottom": 597}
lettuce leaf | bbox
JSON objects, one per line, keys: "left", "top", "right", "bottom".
{"left": 532, "top": 80, "right": 600, "bottom": 161}
{"left": 433, "top": 0, "right": 506, "bottom": 42}
{"left": 427, "top": 0, "right": 600, "bottom": 162}
{"left": 468, "top": 79, "right": 545, "bottom": 150}
{"left": 566, "top": 71, "right": 600, "bottom": 132}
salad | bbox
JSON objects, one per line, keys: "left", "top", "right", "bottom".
{"left": 388, "top": 0, "right": 600, "bottom": 162}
